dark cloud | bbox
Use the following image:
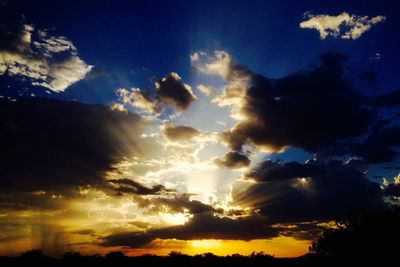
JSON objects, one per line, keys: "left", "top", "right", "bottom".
{"left": 0, "top": 191, "right": 67, "bottom": 211}
{"left": 213, "top": 151, "right": 250, "bottom": 169}
{"left": 101, "top": 213, "right": 281, "bottom": 248}
{"left": 162, "top": 123, "right": 201, "bottom": 141}
{"left": 71, "top": 229, "right": 96, "bottom": 236}
{"left": 151, "top": 194, "right": 220, "bottom": 214}
{"left": 108, "top": 178, "right": 172, "bottom": 195}
{"left": 225, "top": 55, "right": 370, "bottom": 153}
{"left": 155, "top": 72, "right": 196, "bottom": 111}
{"left": 117, "top": 72, "right": 196, "bottom": 114}
{"left": 216, "top": 52, "right": 400, "bottom": 167}
{"left": 244, "top": 160, "right": 323, "bottom": 181}
{"left": 383, "top": 177, "right": 400, "bottom": 199}
{"left": 0, "top": 98, "right": 147, "bottom": 199}
{"left": 124, "top": 193, "right": 220, "bottom": 216}
{"left": 101, "top": 232, "right": 154, "bottom": 248}
{"left": 352, "top": 126, "right": 400, "bottom": 163}
{"left": 0, "top": 22, "right": 26, "bottom": 52}
{"left": 370, "top": 89, "right": 400, "bottom": 107}
{"left": 223, "top": 53, "right": 374, "bottom": 153}
{"left": 360, "top": 69, "right": 378, "bottom": 84}
{"left": 383, "top": 183, "right": 400, "bottom": 198}
{"left": 232, "top": 157, "right": 386, "bottom": 223}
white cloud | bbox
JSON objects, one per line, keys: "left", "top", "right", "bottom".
{"left": 116, "top": 87, "right": 159, "bottom": 114}
{"left": 191, "top": 50, "right": 232, "bottom": 78}
{"left": 0, "top": 23, "right": 92, "bottom": 92}
{"left": 395, "top": 173, "right": 400, "bottom": 185}
{"left": 300, "top": 12, "right": 386, "bottom": 40}
{"left": 191, "top": 50, "right": 249, "bottom": 120}
{"left": 34, "top": 34, "right": 77, "bottom": 54}
{"left": 197, "top": 84, "right": 215, "bottom": 96}
{"left": 46, "top": 56, "right": 93, "bottom": 91}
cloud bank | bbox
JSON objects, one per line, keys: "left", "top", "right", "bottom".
{"left": 0, "top": 97, "right": 148, "bottom": 207}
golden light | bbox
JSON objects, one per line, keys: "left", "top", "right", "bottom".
{"left": 159, "top": 212, "right": 190, "bottom": 226}
{"left": 190, "top": 239, "right": 222, "bottom": 250}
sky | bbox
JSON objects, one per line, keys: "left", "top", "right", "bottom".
{"left": 1, "top": 0, "right": 400, "bottom": 258}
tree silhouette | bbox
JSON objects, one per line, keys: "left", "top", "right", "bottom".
{"left": 310, "top": 207, "right": 400, "bottom": 261}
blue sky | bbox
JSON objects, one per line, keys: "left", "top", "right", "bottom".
{"left": 2, "top": 0, "right": 399, "bottom": 103}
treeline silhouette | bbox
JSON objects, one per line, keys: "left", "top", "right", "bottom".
{"left": 1, "top": 207, "right": 399, "bottom": 266}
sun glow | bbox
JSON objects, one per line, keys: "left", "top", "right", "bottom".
{"left": 187, "top": 237, "right": 311, "bottom": 257}
{"left": 126, "top": 237, "right": 311, "bottom": 257}
{"left": 190, "top": 239, "right": 223, "bottom": 250}
{"left": 159, "top": 212, "right": 190, "bottom": 225}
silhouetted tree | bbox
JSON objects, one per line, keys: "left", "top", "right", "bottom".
{"left": 62, "top": 251, "right": 82, "bottom": 260}
{"left": 105, "top": 251, "right": 126, "bottom": 259}
{"left": 310, "top": 207, "right": 400, "bottom": 261}
{"left": 20, "top": 249, "right": 46, "bottom": 259}
{"left": 250, "top": 251, "right": 274, "bottom": 258}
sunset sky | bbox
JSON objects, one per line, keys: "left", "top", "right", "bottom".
{"left": 1, "top": 0, "right": 399, "bottom": 258}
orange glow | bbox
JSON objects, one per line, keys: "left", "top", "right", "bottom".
{"left": 124, "top": 237, "right": 310, "bottom": 258}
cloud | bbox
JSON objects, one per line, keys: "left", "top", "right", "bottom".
{"left": 191, "top": 50, "right": 249, "bottom": 113}
{"left": 191, "top": 50, "right": 232, "bottom": 78}
{"left": 192, "top": 50, "right": 400, "bottom": 168}
{"left": 352, "top": 127, "right": 400, "bottom": 163}
{"left": 151, "top": 194, "right": 220, "bottom": 214}
{"left": 300, "top": 12, "right": 386, "bottom": 40}
{"left": 0, "top": 97, "right": 148, "bottom": 202}
{"left": 243, "top": 160, "right": 323, "bottom": 181}
{"left": 197, "top": 84, "right": 215, "bottom": 96}
{"left": 384, "top": 183, "right": 400, "bottom": 198}
{"left": 156, "top": 72, "right": 197, "bottom": 111}
{"left": 107, "top": 178, "right": 172, "bottom": 195}
{"left": 383, "top": 174, "right": 400, "bottom": 199}
{"left": 71, "top": 229, "right": 96, "bottom": 236}
{"left": 101, "top": 213, "right": 281, "bottom": 248}
{"left": 162, "top": 123, "right": 201, "bottom": 141}
{"left": 213, "top": 151, "right": 250, "bottom": 169}
{"left": 221, "top": 52, "right": 374, "bottom": 153}
{"left": 232, "top": 156, "right": 385, "bottom": 223}
{"left": 117, "top": 87, "right": 159, "bottom": 114}
{"left": 116, "top": 72, "right": 196, "bottom": 114}
{"left": 0, "top": 22, "right": 92, "bottom": 92}
{"left": 371, "top": 89, "right": 400, "bottom": 107}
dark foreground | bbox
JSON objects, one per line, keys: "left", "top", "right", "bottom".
{"left": 0, "top": 253, "right": 391, "bottom": 267}
{"left": 1, "top": 207, "right": 399, "bottom": 266}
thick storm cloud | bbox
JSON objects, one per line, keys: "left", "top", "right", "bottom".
{"left": 0, "top": 97, "right": 147, "bottom": 197}
{"left": 243, "top": 160, "right": 323, "bottom": 181}
{"left": 101, "top": 213, "right": 281, "bottom": 248}
{"left": 223, "top": 53, "right": 375, "bottom": 153}
{"left": 232, "top": 156, "right": 385, "bottom": 223}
